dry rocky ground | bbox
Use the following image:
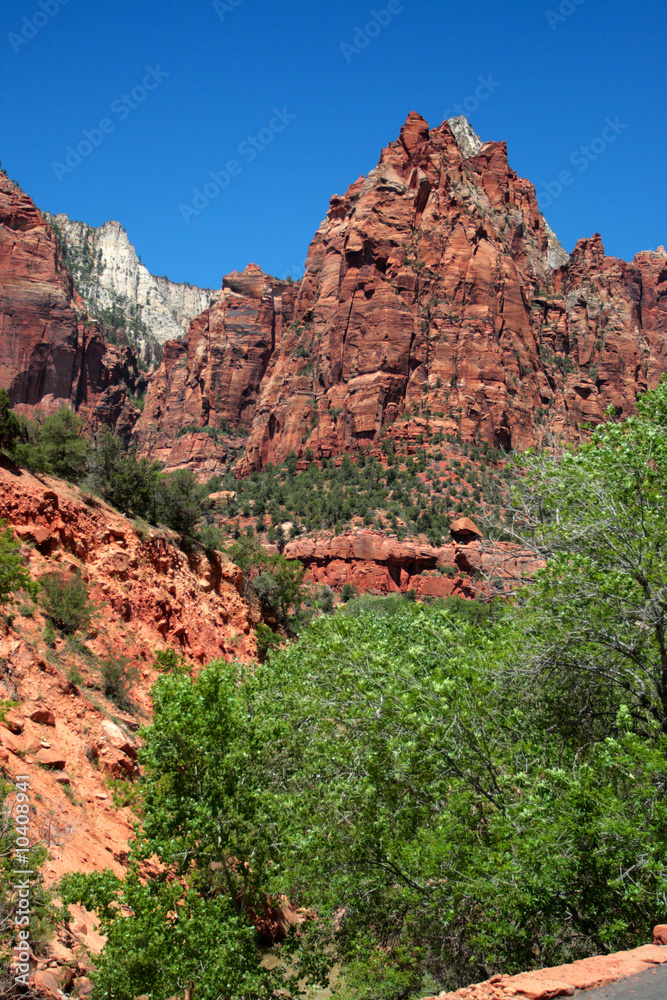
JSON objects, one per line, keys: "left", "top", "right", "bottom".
{"left": 0, "top": 459, "right": 257, "bottom": 997}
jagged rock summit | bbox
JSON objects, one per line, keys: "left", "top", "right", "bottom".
{"left": 46, "top": 213, "right": 213, "bottom": 365}
{"left": 133, "top": 112, "right": 667, "bottom": 477}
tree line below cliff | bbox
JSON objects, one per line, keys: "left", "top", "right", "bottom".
{"left": 53, "top": 382, "right": 667, "bottom": 1000}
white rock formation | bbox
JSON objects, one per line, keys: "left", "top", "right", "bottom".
{"left": 46, "top": 214, "right": 212, "bottom": 363}
{"left": 449, "top": 116, "right": 569, "bottom": 269}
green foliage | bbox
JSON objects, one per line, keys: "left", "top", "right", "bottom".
{"left": 263, "top": 606, "right": 667, "bottom": 993}
{"left": 39, "top": 571, "right": 95, "bottom": 635}
{"left": 87, "top": 431, "right": 218, "bottom": 543}
{"left": 100, "top": 655, "right": 138, "bottom": 711}
{"left": 61, "top": 865, "right": 275, "bottom": 1000}
{"left": 0, "top": 390, "right": 22, "bottom": 455}
{"left": 510, "top": 377, "right": 667, "bottom": 735}
{"left": 68, "top": 593, "right": 667, "bottom": 998}
{"left": 86, "top": 430, "right": 162, "bottom": 520}
{"left": 0, "top": 523, "right": 37, "bottom": 608}
{"left": 154, "top": 648, "right": 189, "bottom": 674}
{"left": 215, "top": 443, "right": 507, "bottom": 546}
{"left": 157, "top": 468, "right": 210, "bottom": 539}
{"left": 15, "top": 408, "right": 91, "bottom": 483}
{"left": 60, "top": 661, "right": 332, "bottom": 1000}
{"left": 314, "top": 584, "right": 335, "bottom": 614}
{"left": 253, "top": 555, "right": 304, "bottom": 627}
{"left": 226, "top": 536, "right": 305, "bottom": 633}
{"left": 255, "top": 622, "right": 285, "bottom": 662}
{"left": 339, "top": 582, "right": 357, "bottom": 603}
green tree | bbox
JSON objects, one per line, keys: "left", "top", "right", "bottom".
{"left": 157, "top": 469, "right": 208, "bottom": 539}
{"left": 40, "top": 571, "right": 95, "bottom": 635}
{"left": 0, "top": 523, "right": 37, "bottom": 608}
{"left": 509, "top": 378, "right": 667, "bottom": 734}
{"left": 61, "top": 661, "right": 330, "bottom": 1000}
{"left": 100, "top": 655, "right": 139, "bottom": 711}
{"left": 253, "top": 554, "right": 304, "bottom": 629}
{"left": 87, "top": 430, "right": 162, "bottom": 520}
{"left": 264, "top": 606, "right": 667, "bottom": 996}
{"left": 15, "top": 408, "right": 91, "bottom": 483}
{"left": 0, "top": 391, "right": 22, "bottom": 455}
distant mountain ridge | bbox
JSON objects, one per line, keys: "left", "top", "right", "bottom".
{"left": 45, "top": 213, "right": 213, "bottom": 367}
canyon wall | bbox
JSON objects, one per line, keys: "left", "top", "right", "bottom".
{"left": 0, "top": 175, "right": 141, "bottom": 438}
{"left": 46, "top": 214, "right": 213, "bottom": 365}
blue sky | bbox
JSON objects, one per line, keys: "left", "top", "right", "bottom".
{"left": 1, "top": 0, "right": 665, "bottom": 289}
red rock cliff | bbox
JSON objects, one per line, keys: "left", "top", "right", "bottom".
{"left": 0, "top": 175, "right": 141, "bottom": 437}
{"left": 133, "top": 264, "right": 298, "bottom": 474}
{"left": 131, "top": 114, "right": 667, "bottom": 476}
{"left": 238, "top": 113, "right": 667, "bottom": 468}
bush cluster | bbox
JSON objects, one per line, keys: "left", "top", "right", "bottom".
{"left": 217, "top": 444, "right": 508, "bottom": 547}
{"left": 1, "top": 403, "right": 220, "bottom": 545}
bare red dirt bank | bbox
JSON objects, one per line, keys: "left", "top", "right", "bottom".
{"left": 0, "top": 461, "right": 256, "bottom": 993}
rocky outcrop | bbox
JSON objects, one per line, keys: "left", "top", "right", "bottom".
{"left": 283, "top": 529, "right": 542, "bottom": 599}
{"left": 0, "top": 459, "right": 254, "bottom": 664}
{"left": 0, "top": 175, "right": 142, "bottom": 438}
{"left": 425, "top": 942, "right": 667, "bottom": 999}
{"left": 0, "top": 458, "right": 256, "bottom": 988}
{"left": 133, "top": 264, "right": 298, "bottom": 475}
{"left": 46, "top": 214, "right": 213, "bottom": 365}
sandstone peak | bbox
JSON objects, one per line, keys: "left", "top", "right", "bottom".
{"left": 223, "top": 264, "right": 271, "bottom": 300}
{"left": 399, "top": 111, "right": 430, "bottom": 157}
{"left": 118, "top": 115, "right": 667, "bottom": 474}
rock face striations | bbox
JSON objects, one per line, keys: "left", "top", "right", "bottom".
{"left": 136, "top": 113, "right": 667, "bottom": 476}
{"left": 46, "top": 214, "right": 213, "bottom": 365}
{"left": 133, "top": 264, "right": 299, "bottom": 475}
{"left": 0, "top": 175, "right": 141, "bottom": 438}
{"left": 238, "top": 112, "right": 667, "bottom": 469}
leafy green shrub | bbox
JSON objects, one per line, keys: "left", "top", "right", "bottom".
{"left": 0, "top": 389, "right": 22, "bottom": 455}
{"left": 15, "top": 408, "right": 91, "bottom": 483}
{"left": 157, "top": 469, "right": 209, "bottom": 539}
{"left": 87, "top": 430, "right": 162, "bottom": 519}
{"left": 255, "top": 623, "right": 285, "bottom": 662}
{"left": 196, "top": 521, "right": 226, "bottom": 552}
{"left": 0, "top": 522, "right": 37, "bottom": 609}
{"left": 100, "top": 655, "right": 138, "bottom": 711}
{"left": 154, "top": 649, "right": 188, "bottom": 674}
{"left": 40, "top": 571, "right": 95, "bottom": 635}
{"left": 340, "top": 582, "right": 357, "bottom": 603}
{"left": 314, "top": 585, "right": 335, "bottom": 614}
